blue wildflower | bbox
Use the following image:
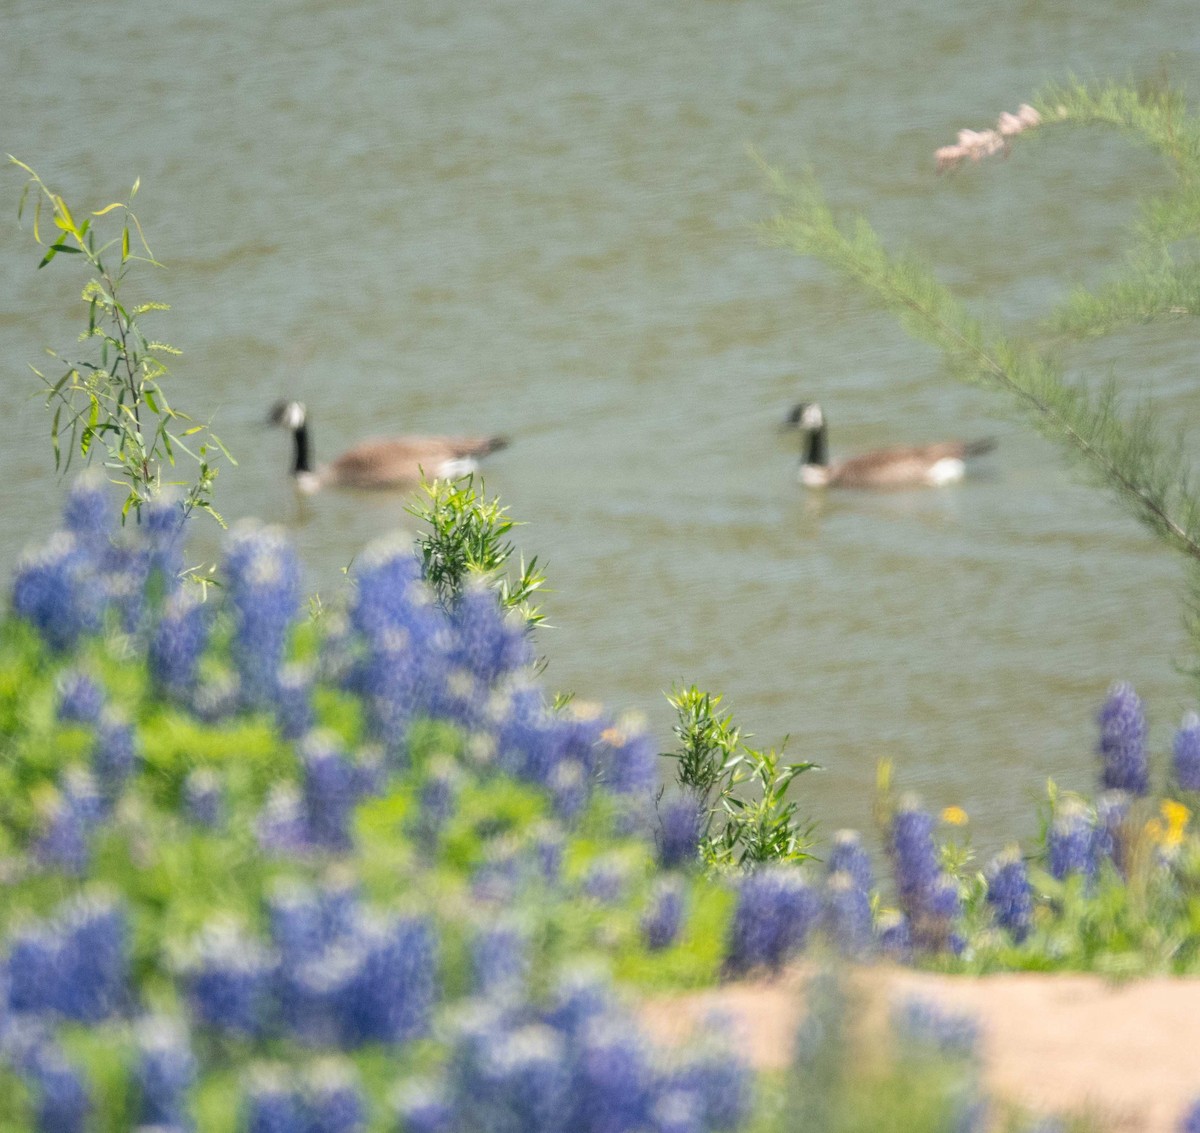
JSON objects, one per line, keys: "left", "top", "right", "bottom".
{"left": 275, "top": 663, "right": 315, "bottom": 740}
{"left": 596, "top": 721, "right": 659, "bottom": 796}
{"left": 257, "top": 784, "right": 311, "bottom": 855}
{"left": 12, "top": 532, "right": 105, "bottom": 651}
{"left": 889, "top": 799, "right": 941, "bottom": 916}
{"left": 549, "top": 759, "right": 590, "bottom": 823}
{"left": 308, "top": 1060, "right": 366, "bottom": 1133}
{"left": 393, "top": 1079, "right": 455, "bottom": 1133}
{"left": 27, "top": 1047, "right": 91, "bottom": 1133}
{"left": 8, "top": 923, "right": 64, "bottom": 1016}
{"left": 641, "top": 877, "right": 685, "bottom": 952}
{"left": 472, "top": 918, "right": 530, "bottom": 999}
{"left": 32, "top": 788, "right": 92, "bottom": 875}
{"left": 300, "top": 733, "right": 365, "bottom": 852}
{"left": 892, "top": 997, "right": 980, "bottom": 1060}
{"left": 56, "top": 670, "right": 105, "bottom": 726}
{"left": 655, "top": 791, "right": 704, "bottom": 870}
{"left": 724, "top": 865, "right": 822, "bottom": 976}
{"left": 135, "top": 1015, "right": 196, "bottom": 1128}
{"left": 183, "top": 767, "right": 225, "bottom": 828}
{"left": 1174, "top": 713, "right": 1200, "bottom": 792}
{"left": 1094, "top": 790, "right": 1131, "bottom": 874}
{"left": 825, "top": 829, "right": 874, "bottom": 894}
{"left": 1047, "top": 797, "right": 1098, "bottom": 881}
{"left": 984, "top": 847, "right": 1034, "bottom": 942}
{"left": 148, "top": 587, "right": 212, "bottom": 702}
{"left": 139, "top": 493, "right": 187, "bottom": 583}
{"left": 62, "top": 473, "right": 114, "bottom": 538}
{"left": 663, "top": 1043, "right": 754, "bottom": 1132}
{"left": 182, "top": 921, "right": 275, "bottom": 1036}
{"left": 823, "top": 871, "right": 874, "bottom": 958}
{"left": 449, "top": 582, "right": 533, "bottom": 685}
{"left": 243, "top": 1068, "right": 308, "bottom": 1133}
{"left": 1097, "top": 681, "right": 1149, "bottom": 795}
{"left": 876, "top": 909, "right": 912, "bottom": 960}
{"left": 92, "top": 711, "right": 138, "bottom": 804}
{"left": 1180, "top": 1097, "right": 1200, "bottom": 1133}
{"left": 56, "top": 893, "right": 128, "bottom": 1022}
{"left": 224, "top": 524, "right": 302, "bottom": 710}
{"left": 573, "top": 1015, "right": 655, "bottom": 1133}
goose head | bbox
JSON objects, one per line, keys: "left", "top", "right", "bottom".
{"left": 268, "top": 399, "right": 308, "bottom": 431}
{"left": 783, "top": 402, "right": 825, "bottom": 431}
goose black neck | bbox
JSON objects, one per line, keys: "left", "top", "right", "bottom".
{"left": 291, "top": 422, "right": 313, "bottom": 475}
{"left": 805, "top": 423, "right": 828, "bottom": 467}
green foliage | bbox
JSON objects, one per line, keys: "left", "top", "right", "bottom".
{"left": 9, "top": 157, "right": 231, "bottom": 524}
{"left": 664, "top": 685, "right": 816, "bottom": 869}
{"left": 758, "top": 79, "right": 1200, "bottom": 681}
{"left": 407, "top": 473, "right": 547, "bottom": 625}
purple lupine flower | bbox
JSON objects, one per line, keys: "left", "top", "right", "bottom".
{"left": 139, "top": 493, "right": 188, "bottom": 584}
{"left": 1097, "top": 681, "right": 1149, "bottom": 795}
{"left": 92, "top": 711, "right": 138, "bottom": 805}
{"left": 307, "top": 1060, "right": 366, "bottom": 1133}
{"left": 1174, "top": 713, "right": 1200, "bottom": 792}
{"left": 494, "top": 1024, "right": 574, "bottom": 1133}
{"left": 823, "top": 871, "right": 874, "bottom": 958}
{"left": 892, "top": 997, "right": 980, "bottom": 1060}
{"left": 346, "top": 911, "right": 437, "bottom": 1044}
{"left": 12, "top": 532, "right": 105, "bottom": 651}
{"left": 182, "top": 921, "right": 275, "bottom": 1036}
{"left": 350, "top": 542, "right": 450, "bottom": 754}
{"left": 31, "top": 789, "right": 92, "bottom": 875}
{"left": 597, "top": 723, "right": 658, "bottom": 796}
{"left": 650, "top": 1090, "right": 704, "bottom": 1133}
{"left": 582, "top": 856, "right": 627, "bottom": 905}
{"left": 1180, "top": 1097, "right": 1200, "bottom": 1133}
{"left": 28, "top": 1047, "right": 91, "bottom": 1133}
{"left": 573, "top": 1015, "right": 655, "bottom": 1133}
{"left": 62, "top": 474, "right": 113, "bottom": 538}
{"left": 275, "top": 663, "right": 315, "bottom": 740}
{"left": 267, "top": 879, "right": 329, "bottom": 967}
{"left": 889, "top": 799, "right": 941, "bottom": 916}
{"left": 531, "top": 823, "right": 565, "bottom": 885}
{"left": 724, "top": 865, "right": 822, "bottom": 976}
{"left": 640, "top": 878, "right": 685, "bottom": 952}
{"left": 876, "top": 910, "right": 912, "bottom": 960}
{"left": 148, "top": 587, "right": 212, "bottom": 701}
{"left": 135, "top": 1015, "right": 196, "bottom": 1128}
{"left": 57, "top": 894, "right": 128, "bottom": 1022}
{"left": 415, "top": 760, "right": 461, "bottom": 842}
{"left": 257, "top": 784, "right": 311, "bottom": 854}
{"left": 393, "top": 1079, "right": 455, "bottom": 1133}
{"left": 985, "top": 848, "right": 1034, "bottom": 942}
{"left": 888, "top": 798, "right": 962, "bottom": 949}
{"left": 1094, "top": 790, "right": 1131, "bottom": 874}
{"left": 655, "top": 791, "right": 704, "bottom": 870}
{"left": 662, "top": 1044, "right": 753, "bottom": 1132}
{"left": 449, "top": 583, "right": 533, "bottom": 685}
{"left": 56, "top": 670, "right": 105, "bottom": 726}
{"left": 300, "top": 733, "right": 364, "bottom": 852}
{"left": 825, "top": 829, "right": 874, "bottom": 894}
{"left": 224, "top": 524, "right": 302, "bottom": 710}
{"left": 243, "top": 1069, "right": 308, "bottom": 1133}
{"left": 472, "top": 919, "right": 530, "bottom": 999}
{"left": 183, "top": 767, "right": 225, "bottom": 828}
{"left": 1047, "top": 797, "right": 1098, "bottom": 881}
{"left": 8, "top": 924, "right": 64, "bottom": 1015}
{"left": 542, "top": 967, "right": 612, "bottom": 1041}
{"left": 549, "top": 759, "right": 590, "bottom": 823}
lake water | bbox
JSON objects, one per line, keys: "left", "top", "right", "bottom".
{"left": 3, "top": 0, "right": 1200, "bottom": 855}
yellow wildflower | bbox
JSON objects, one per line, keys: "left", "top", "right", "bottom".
{"left": 941, "top": 806, "right": 969, "bottom": 826}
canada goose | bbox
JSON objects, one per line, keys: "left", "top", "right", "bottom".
{"left": 268, "top": 400, "right": 508, "bottom": 494}
{"left": 784, "top": 402, "right": 995, "bottom": 489}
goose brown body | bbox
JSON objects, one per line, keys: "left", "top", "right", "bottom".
{"left": 786, "top": 402, "right": 994, "bottom": 489}
{"left": 269, "top": 400, "right": 507, "bottom": 493}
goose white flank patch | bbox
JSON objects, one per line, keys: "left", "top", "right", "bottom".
{"left": 784, "top": 402, "right": 995, "bottom": 489}
{"left": 268, "top": 400, "right": 508, "bottom": 494}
